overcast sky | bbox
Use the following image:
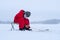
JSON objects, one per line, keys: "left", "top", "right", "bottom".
{"left": 0, "top": 0, "right": 60, "bottom": 21}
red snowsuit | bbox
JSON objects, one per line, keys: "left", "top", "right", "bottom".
{"left": 14, "top": 10, "right": 30, "bottom": 29}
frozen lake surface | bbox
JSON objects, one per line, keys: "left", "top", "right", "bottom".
{"left": 0, "top": 24, "right": 60, "bottom": 40}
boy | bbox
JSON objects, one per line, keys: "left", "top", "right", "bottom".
{"left": 14, "top": 10, "right": 31, "bottom": 31}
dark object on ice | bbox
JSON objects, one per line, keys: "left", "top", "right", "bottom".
{"left": 19, "top": 26, "right": 32, "bottom": 31}
{"left": 26, "top": 28, "right": 32, "bottom": 31}
{"left": 23, "top": 26, "right": 32, "bottom": 31}
{"left": 19, "top": 28, "right": 25, "bottom": 31}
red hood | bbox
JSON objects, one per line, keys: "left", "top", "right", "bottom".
{"left": 17, "top": 10, "right": 25, "bottom": 18}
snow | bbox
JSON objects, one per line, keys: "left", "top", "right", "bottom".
{"left": 0, "top": 24, "right": 60, "bottom": 40}
{"left": 0, "top": 31, "right": 60, "bottom": 40}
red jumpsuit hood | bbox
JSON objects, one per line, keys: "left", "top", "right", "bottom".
{"left": 17, "top": 10, "right": 25, "bottom": 18}
{"left": 14, "top": 10, "right": 25, "bottom": 23}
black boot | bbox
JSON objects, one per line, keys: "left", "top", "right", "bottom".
{"left": 26, "top": 28, "right": 32, "bottom": 31}
{"left": 19, "top": 28, "right": 25, "bottom": 31}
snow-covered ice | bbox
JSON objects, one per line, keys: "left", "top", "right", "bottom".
{"left": 0, "top": 24, "right": 60, "bottom": 40}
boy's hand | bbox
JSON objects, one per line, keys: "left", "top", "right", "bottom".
{"left": 25, "top": 25, "right": 30, "bottom": 28}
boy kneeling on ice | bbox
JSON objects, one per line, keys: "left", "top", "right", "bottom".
{"left": 14, "top": 10, "right": 31, "bottom": 31}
